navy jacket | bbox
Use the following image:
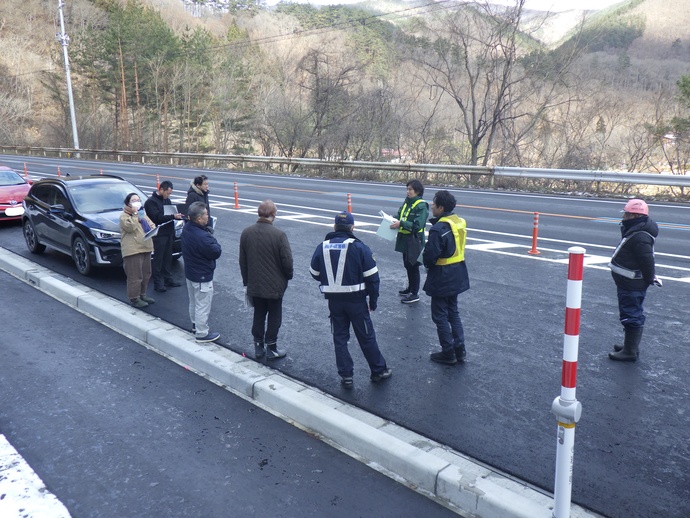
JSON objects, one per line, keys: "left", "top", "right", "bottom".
{"left": 181, "top": 221, "right": 222, "bottom": 282}
{"left": 611, "top": 215, "right": 658, "bottom": 291}
{"left": 310, "top": 230, "right": 379, "bottom": 306}
{"left": 422, "top": 212, "right": 470, "bottom": 297}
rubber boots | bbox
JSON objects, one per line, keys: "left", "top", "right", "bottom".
{"left": 254, "top": 340, "right": 265, "bottom": 359}
{"left": 265, "top": 340, "right": 286, "bottom": 360}
{"left": 609, "top": 327, "right": 642, "bottom": 362}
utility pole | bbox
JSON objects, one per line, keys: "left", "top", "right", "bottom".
{"left": 56, "top": 0, "right": 80, "bottom": 154}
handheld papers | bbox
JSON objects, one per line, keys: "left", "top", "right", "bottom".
{"left": 144, "top": 219, "right": 173, "bottom": 240}
{"left": 144, "top": 225, "right": 159, "bottom": 240}
{"left": 376, "top": 210, "right": 398, "bottom": 241}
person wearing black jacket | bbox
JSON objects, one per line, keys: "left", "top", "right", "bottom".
{"left": 422, "top": 190, "right": 470, "bottom": 365}
{"left": 144, "top": 180, "right": 184, "bottom": 292}
{"left": 185, "top": 175, "right": 211, "bottom": 216}
{"left": 608, "top": 199, "right": 660, "bottom": 361}
{"left": 182, "top": 202, "right": 222, "bottom": 343}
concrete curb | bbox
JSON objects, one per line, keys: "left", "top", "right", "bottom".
{"left": 0, "top": 248, "right": 600, "bottom": 518}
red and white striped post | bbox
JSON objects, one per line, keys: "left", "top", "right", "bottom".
{"left": 234, "top": 182, "right": 240, "bottom": 209}
{"left": 551, "top": 246, "right": 585, "bottom": 518}
{"left": 156, "top": 174, "right": 160, "bottom": 190}
{"left": 57, "top": 165, "right": 61, "bottom": 177}
{"left": 347, "top": 193, "right": 352, "bottom": 213}
{"left": 528, "top": 212, "right": 541, "bottom": 255}
{"left": 24, "top": 163, "right": 28, "bottom": 178}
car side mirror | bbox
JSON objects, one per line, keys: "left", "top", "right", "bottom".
{"left": 49, "top": 204, "right": 66, "bottom": 214}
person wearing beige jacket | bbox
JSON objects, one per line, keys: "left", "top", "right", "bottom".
{"left": 120, "top": 192, "right": 156, "bottom": 308}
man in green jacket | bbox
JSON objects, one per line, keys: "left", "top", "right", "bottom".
{"left": 390, "top": 179, "right": 429, "bottom": 304}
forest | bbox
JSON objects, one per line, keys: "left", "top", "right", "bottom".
{"left": 1, "top": 0, "right": 690, "bottom": 174}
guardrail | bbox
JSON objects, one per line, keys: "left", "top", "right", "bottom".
{"left": 2, "top": 145, "right": 689, "bottom": 189}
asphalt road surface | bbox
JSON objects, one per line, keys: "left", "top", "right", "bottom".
{"left": 0, "top": 271, "right": 457, "bottom": 517}
{"left": 1, "top": 155, "right": 689, "bottom": 517}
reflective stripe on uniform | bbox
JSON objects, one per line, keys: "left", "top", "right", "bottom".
{"left": 320, "top": 238, "right": 367, "bottom": 293}
{"left": 435, "top": 214, "right": 466, "bottom": 265}
{"left": 363, "top": 266, "right": 378, "bottom": 278}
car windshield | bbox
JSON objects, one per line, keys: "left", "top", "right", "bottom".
{"left": 0, "top": 170, "right": 24, "bottom": 186}
{"left": 68, "top": 181, "right": 146, "bottom": 214}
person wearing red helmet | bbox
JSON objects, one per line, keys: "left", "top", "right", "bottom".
{"left": 607, "top": 198, "right": 661, "bottom": 361}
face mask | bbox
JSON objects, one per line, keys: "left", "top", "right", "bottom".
{"left": 131, "top": 201, "right": 142, "bottom": 211}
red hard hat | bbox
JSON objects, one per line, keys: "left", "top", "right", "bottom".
{"left": 621, "top": 199, "right": 648, "bottom": 216}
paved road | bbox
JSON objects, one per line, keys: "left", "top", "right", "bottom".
{"left": 0, "top": 271, "right": 457, "bottom": 517}
{"left": 1, "top": 155, "right": 689, "bottom": 517}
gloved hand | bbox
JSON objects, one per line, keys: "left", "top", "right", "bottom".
{"left": 369, "top": 298, "right": 378, "bottom": 311}
{"left": 652, "top": 276, "right": 663, "bottom": 288}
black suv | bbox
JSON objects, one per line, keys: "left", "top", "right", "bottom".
{"left": 22, "top": 175, "right": 182, "bottom": 275}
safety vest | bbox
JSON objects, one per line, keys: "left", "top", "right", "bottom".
{"left": 319, "top": 238, "right": 368, "bottom": 293}
{"left": 435, "top": 214, "right": 466, "bottom": 265}
{"left": 398, "top": 199, "right": 426, "bottom": 235}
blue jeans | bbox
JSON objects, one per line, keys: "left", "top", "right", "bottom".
{"left": 328, "top": 299, "right": 387, "bottom": 377}
{"left": 617, "top": 288, "right": 647, "bottom": 329}
{"left": 431, "top": 295, "right": 465, "bottom": 352}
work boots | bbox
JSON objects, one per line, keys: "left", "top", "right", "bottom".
{"left": 254, "top": 340, "right": 265, "bottom": 359}
{"left": 430, "top": 349, "right": 457, "bottom": 365}
{"left": 609, "top": 327, "right": 642, "bottom": 362}
{"left": 265, "top": 340, "right": 286, "bottom": 360}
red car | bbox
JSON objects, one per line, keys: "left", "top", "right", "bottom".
{"left": 0, "top": 166, "right": 32, "bottom": 221}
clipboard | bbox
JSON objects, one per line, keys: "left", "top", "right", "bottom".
{"left": 144, "top": 225, "right": 159, "bottom": 240}
{"left": 163, "top": 205, "right": 178, "bottom": 216}
{"left": 376, "top": 210, "right": 398, "bottom": 241}
{"left": 144, "top": 220, "right": 173, "bottom": 240}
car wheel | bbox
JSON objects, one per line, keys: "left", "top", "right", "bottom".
{"left": 23, "top": 220, "right": 46, "bottom": 254}
{"left": 72, "top": 236, "right": 92, "bottom": 275}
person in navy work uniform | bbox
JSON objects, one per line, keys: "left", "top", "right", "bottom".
{"left": 423, "top": 190, "right": 470, "bottom": 365}
{"left": 310, "top": 212, "right": 392, "bottom": 388}
{"left": 608, "top": 198, "right": 660, "bottom": 362}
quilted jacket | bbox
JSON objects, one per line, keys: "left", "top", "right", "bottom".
{"left": 239, "top": 219, "right": 293, "bottom": 299}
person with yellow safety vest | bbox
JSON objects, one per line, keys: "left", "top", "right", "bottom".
{"left": 422, "top": 190, "right": 470, "bottom": 365}
{"left": 390, "top": 179, "right": 429, "bottom": 304}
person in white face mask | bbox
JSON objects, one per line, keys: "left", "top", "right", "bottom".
{"left": 120, "top": 192, "right": 157, "bottom": 308}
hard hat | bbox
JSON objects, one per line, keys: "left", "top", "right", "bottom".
{"left": 621, "top": 199, "right": 649, "bottom": 216}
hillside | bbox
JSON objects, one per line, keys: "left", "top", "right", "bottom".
{"left": 1, "top": 0, "right": 689, "bottom": 174}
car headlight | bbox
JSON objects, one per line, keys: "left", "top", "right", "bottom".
{"left": 93, "top": 229, "right": 121, "bottom": 240}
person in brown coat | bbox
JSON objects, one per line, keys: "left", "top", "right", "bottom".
{"left": 239, "top": 200, "right": 294, "bottom": 360}
{"left": 120, "top": 192, "right": 156, "bottom": 308}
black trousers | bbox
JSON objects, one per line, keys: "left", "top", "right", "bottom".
{"left": 151, "top": 233, "right": 174, "bottom": 288}
{"left": 403, "top": 260, "right": 421, "bottom": 295}
{"left": 252, "top": 296, "right": 283, "bottom": 343}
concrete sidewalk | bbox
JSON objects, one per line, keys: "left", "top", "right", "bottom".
{"left": 0, "top": 247, "right": 599, "bottom": 518}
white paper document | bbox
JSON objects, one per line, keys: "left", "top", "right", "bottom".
{"left": 376, "top": 210, "right": 398, "bottom": 241}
